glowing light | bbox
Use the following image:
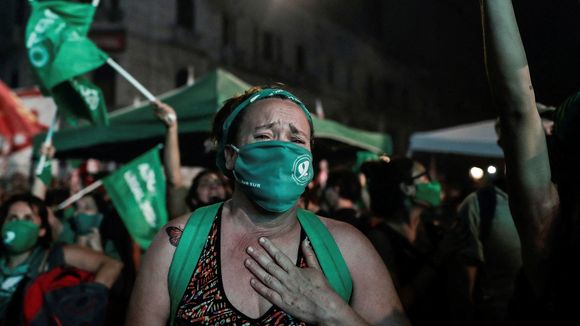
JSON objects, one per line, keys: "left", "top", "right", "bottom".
{"left": 470, "top": 167, "right": 484, "bottom": 180}
{"left": 487, "top": 165, "right": 497, "bottom": 174}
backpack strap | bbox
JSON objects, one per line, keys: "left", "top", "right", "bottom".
{"left": 297, "top": 208, "right": 353, "bottom": 303}
{"left": 476, "top": 186, "right": 497, "bottom": 244}
{"left": 168, "top": 202, "right": 222, "bottom": 325}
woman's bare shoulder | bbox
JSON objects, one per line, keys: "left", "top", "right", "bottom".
{"left": 316, "top": 216, "right": 373, "bottom": 259}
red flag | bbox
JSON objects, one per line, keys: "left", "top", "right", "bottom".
{"left": 0, "top": 81, "right": 47, "bottom": 152}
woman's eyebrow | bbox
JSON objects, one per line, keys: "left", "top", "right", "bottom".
{"left": 289, "top": 123, "right": 308, "bottom": 136}
{"left": 254, "top": 122, "right": 277, "bottom": 131}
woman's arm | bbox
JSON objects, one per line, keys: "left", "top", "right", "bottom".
{"left": 125, "top": 216, "right": 185, "bottom": 325}
{"left": 154, "top": 101, "right": 187, "bottom": 219}
{"left": 481, "top": 0, "right": 559, "bottom": 294}
{"left": 62, "top": 244, "right": 123, "bottom": 288}
{"left": 31, "top": 143, "right": 55, "bottom": 200}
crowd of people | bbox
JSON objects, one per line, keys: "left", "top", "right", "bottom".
{"left": 1, "top": 0, "right": 578, "bottom": 325}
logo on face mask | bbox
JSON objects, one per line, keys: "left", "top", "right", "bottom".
{"left": 292, "top": 154, "right": 312, "bottom": 186}
{"left": 3, "top": 231, "right": 15, "bottom": 244}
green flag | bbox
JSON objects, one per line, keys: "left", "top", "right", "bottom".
{"left": 102, "top": 146, "right": 167, "bottom": 249}
{"left": 25, "top": 0, "right": 108, "bottom": 90}
{"left": 52, "top": 76, "right": 109, "bottom": 125}
{"left": 38, "top": 159, "right": 53, "bottom": 186}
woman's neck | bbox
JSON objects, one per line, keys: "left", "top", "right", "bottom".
{"left": 6, "top": 250, "right": 33, "bottom": 269}
{"left": 225, "top": 190, "right": 300, "bottom": 238}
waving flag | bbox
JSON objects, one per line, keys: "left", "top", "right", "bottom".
{"left": 52, "top": 76, "right": 109, "bottom": 125}
{"left": 25, "top": 0, "right": 109, "bottom": 125}
{"left": 25, "top": 0, "right": 108, "bottom": 89}
{"left": 0, "top": 81, "right": 46, "bottom": 152}
{"left": 103, "top": 146, "right": 167, "bottom": 249}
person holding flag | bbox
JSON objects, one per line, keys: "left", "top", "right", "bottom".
{"left": 126, "top": 86, "right": 409, "bottom": 325}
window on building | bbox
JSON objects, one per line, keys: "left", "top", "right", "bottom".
{"left": 222, "top": 14, "right": 235, "bottom": 47}
{"left": 275, "top": 36, "right": 283, "bottom": 64}
{"left": 366, "top": 76, "right": 375, "bottom": 103}
{"left": 346, "top": 66, "right": 353, "bottom": 89}
{"left": 175, "top": 68, "right": 189, "bottom": 88}
{"left": 253, "top": 25, "right": 259, "bottom": 61}
{"left": 176, "top": 0, "right": 195, "bottom": 31}
{"left": 296, "top": 45, "right": 305, "bottom": 72}
{"left": 263, "top": 32, "right": 273, "bottom": 61}
{"left": 326, "top": 58, "right": 334, "bottom": 85}
{"left": 92, "top": 64, "right": 116, "bottom": 108}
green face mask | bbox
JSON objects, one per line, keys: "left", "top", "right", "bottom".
{"left": 1, "top": 220, "right": 40, "bottom": 255}
{"left": 414, "top": 181, "right": 442, "bottom": 207}
{"left": 72, "top": 213, "right": 103, "bottom": 235}
{"left": 230, "top": 140, "right": 314, "bottom": 213}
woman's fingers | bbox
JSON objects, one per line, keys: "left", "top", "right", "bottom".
{"left": 246, "top": 243, "right": 290, "bottom": 280}
{"left": 244, "top": 254, "right": 286, "bottom": 293}
{"left": 257, "top": 237, "right": 295, "bottom": 272}
{"left": 249, "top": 277, "right": 284, "bottom": 307}
{"left": 301, "top": 238, "right": 321, "bottom": 270}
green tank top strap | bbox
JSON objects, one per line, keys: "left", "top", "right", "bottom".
{"left": 168, "top": 202, "right": 221, "bottom": 325}
{"left": 296, "top": 208, "right": 353, "bottom": 303}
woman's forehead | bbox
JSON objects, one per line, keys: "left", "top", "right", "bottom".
{"left": 9, "top": 201, "right": 34, "bottom": 213}
{"left": 241, "top": 98, "right": 310, "bottom": 129}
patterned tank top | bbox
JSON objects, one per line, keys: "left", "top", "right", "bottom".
{"left": 174, "top": 212, "right": 309, "bottom": 325}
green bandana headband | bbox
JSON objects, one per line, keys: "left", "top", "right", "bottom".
{"left": 217, "top": 88, "right": 313, "bottom": 174}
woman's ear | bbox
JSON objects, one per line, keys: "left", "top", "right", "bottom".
{"left": 224, "top": 146, "right": 238, "bottom": 171}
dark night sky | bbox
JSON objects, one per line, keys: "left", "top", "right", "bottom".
{"left": 311, "top": 0, "right": 579, "bottom": 125}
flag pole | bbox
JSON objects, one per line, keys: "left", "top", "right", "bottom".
{"left": 56, "top": 179, "right": 103, "bottom": 210}
{"left": 34, "top": 112, "right": 58, "bottom": 176}
{"left": 106, "top": 58, "right": 156, "bottom": 102}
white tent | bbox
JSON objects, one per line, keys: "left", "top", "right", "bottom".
{"left": 409, "top": 120, "right": 503, "bottom": 158}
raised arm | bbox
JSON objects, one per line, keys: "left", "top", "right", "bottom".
{"left": 481, "top": 0, "right": 559, "bottom": 294}
{"left": 31, "top": 143, "right": 56, "bottom": 200}
{"left": 154, "top": 101, "right": 188, "bottom": 218}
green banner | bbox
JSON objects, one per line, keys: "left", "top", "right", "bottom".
{"left": 25, "top": 0, "right": 108, "bottom": 90}
{"left": 52, "top": 76, "right": 109, "bottom": 125}
{"left": 103, "top": 146, "right": 167, "bottom": 249}
{"left": 34, "top": 158, "right": 53, "bottom": 186}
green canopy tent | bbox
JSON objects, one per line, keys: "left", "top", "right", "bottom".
{"left": 34, "top": 68, "right": 392, "bottom": 166}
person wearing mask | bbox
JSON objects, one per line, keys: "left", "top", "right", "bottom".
{"left": 0, "top": 193, "right": 123, "bottom": 323}
{"left": 127, "top": 86, "right": 409, "bottom": 325}
{"left": 361, "top": 158, "right": 452, "bottom": 326}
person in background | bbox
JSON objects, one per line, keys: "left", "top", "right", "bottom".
{"left": 154, "top": 101, "right": 230, "bottom": 219}
{"left": 318, "top": 168, "right": 367, "bottom": 232}
{"left": 447, "top": 172, "right": 521, "bottom": 326}
{"left": 127, "top": 86, "right": 408, "bottom": 325}
{"left": 184, "top": 169, "right": 228, "bottom": 212}
{"left": 362, "top": 158, "right": 453, "bottom": 326}
{"left": 480, "top": 0, "right": 580, "bottom": 323}
{"left": 0, "top": 193, "right": 123, "bottom": 324}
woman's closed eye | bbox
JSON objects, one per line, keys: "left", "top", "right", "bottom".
{"left": 291, "top": 137, "right": 306, "bottom": 145}
{"left": 254, "top": 134, "right": 272, "bottom": 141}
